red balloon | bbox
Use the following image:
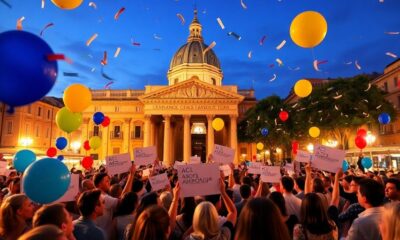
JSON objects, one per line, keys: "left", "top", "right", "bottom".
{"left": 0, "top": 153, "right": 3, "bottom": 159}
{"left": 81, "top": 156, "right": 93, "bottom": 170}
{"left": 292, "top": 141, "right": 299, "bottom": 154}
{"left": 101, "top": 116, "right": 110, "bottom": 127}
{"left": 279, "top": 111, "right": 289, "bottom": 122}
{"left": 355, "top": 136, "right": 367, "bottom": 149}
{"left": 83, "top": 140, "right": 91, "bottom": 151}
{"left": 357, "top": 129, "right": 367, "bottom": 137}
{"left": 46, "top": 147, "right": 57, "bottom": 157}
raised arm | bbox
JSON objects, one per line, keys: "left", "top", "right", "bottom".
{"left": 220, "top": 177, "right": 237, "bottom": 226}
{"left": 168, "top": 182, "right": 181, "bottom": 232}
{"left": 330, "top": 168, "right": 343, "bottom": 207}
{"left": 122, "top": 164, "right": 136, "bottom": 196}
{"left": 304, "top": 163, "right": 312, "bottom": 194}
{"left": 228, "top": 163, "right": 235, "bottom": 188}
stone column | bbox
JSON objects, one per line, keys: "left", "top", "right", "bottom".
{"left": 206, "top": 115, "right": 215, "bottom": 156}
{"left": 163, "top": 115, "right": 172, "bottom": 166}
{"left": 123, "top": 118, "right": 131, "bottom": 153}
{"left": 230, "top": 115, "right": 238, "bottom": 164}
{"left": 143, "top": 115, "right": 151, "bottom": 147}
{"left": 183, "top": 115, "right": 191, "bottom": 163}
{"left": 149, "top": 119, "right": 155, "bottom": 146}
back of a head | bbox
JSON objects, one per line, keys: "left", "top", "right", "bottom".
{"left": 359, "top": 178, "right": 385, "bottom": 207}
{"left": 131, "top": 205, "right": 169, "bottom": 240}
{"left": 77, "top": 189, "right": 101, "bottom": 217}
{"left": 239, "top": 184, "right": 251, "bottom": 200}
{"left": 18, "top": 225, "right": 65, "bottom": 240}
{"left": 109, "top": 184, "right": 122, "bottom": 198}
{"left": 281, "top": 176, "right": 294, "bottom": 192}
{"left": 295, "top": 176, "right": 305, "bottom": 191}
{"left": 300, "top": 193, "right": 333, "bottom": 235}
{"left": 343, "top": 175, "right": 353, "bottom": 184}
{"left": 93, "top": 173, "right": 108, "bottom": 187}
{"left": 204, "top": 194, "right": 220, "bottom": 206}
{"left": 159, "top": 191, "right": 173, "bottom": 210}
{"left": 235, "top": 198, "right": 290, "bottom": 240}
{"left": 241, "top": 176, "right": 252, "bottom": 186}
{"left": 0, "top": 194, "right": 27, "bottom": 236}
{"left": 132, "top": 179, "right": 144, "bottom": 193}
{"left": 33, "top": 204, "right": 66, "bottom": 229}
{"left": 116, "top": 192, "right": 138, "bottom": 216}
{"left": 312, "top": 178, "right": 325, "bottom": 193}
{"left": 381, "top": 202, "right": 400, "bottom": 240}
{"left": 192, "top": 201, "right": 220, "bottom": 239}
{"left": 81, "top": 179, "right": 94, "bottom": 192}
{"left": 268, "top": 191, "right": 287, "bottom": 216}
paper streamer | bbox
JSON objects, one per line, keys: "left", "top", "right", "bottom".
{"left": 276, "top": 40, "right": 286, "bottom": 50}
{"left": 86, "top": 33, "right": 98, "bottom": 46}
{"left": 114, "top": 47, "right": 121, "bottom": 58}
{"left": 217, "top": 17, "right": 225, "bottom": 30}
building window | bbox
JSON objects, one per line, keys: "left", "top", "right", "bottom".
{"left": 6, "top": 121, "right": 12, "bottom": 134}
{"left": 36, "top": 125, "right": 40, "bottom": 137}
{"left": 397, "top": 95, "right": 400, "bottom": 110}
{"left": 394, "top": 77, "right": 398, "bottom": 88}
{"left": 384, "top": 82, "right": 388, "bottom": 92}
{"left": 90, "top": 154, "right": 99, "bottom": 160}
{"left": 174, "top": 78, "right": 178, "bottom": 84}
{"left": 211, "top": 78, "right": 216, "bottom": 85}
{"left": 46, "top": 127, "right": 50, "bottom": 138}
{"left": 134, "top": 126, "right": 141, "bottom": 138}
{"left": 47, "top": 110, "right": 51, "bottom": 119}
{"left": 37, "top": 107, "right": 42, "bottom": 117}
{"left": 94, "top": 106, "right": 101, "bottom": 112}
{"left": 93, "top": 126, "right": 100, "bottom": 136}
{"left": 135, "top": 106, "right": 141, "bottom": 112}
{"left": 114, "top": 126, "right": 121, "bottom": 137}
{"left": 115, "top": 106, "right": 120, "bottom": 112}
{"left": 27, "top": 105, "right": 31, "bottom": 114}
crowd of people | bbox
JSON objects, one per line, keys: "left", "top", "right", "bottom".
{"left": 0, "top": 155, "right": 399, "bottom": 240}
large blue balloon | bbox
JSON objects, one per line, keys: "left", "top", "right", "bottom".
{"left": 23, "top": 158, "right": 70, "bottom": 204}
{"left": 55, "top": 137, "right": 68, "bottom": 150}
{"left": 0, "top": 31, "right": 57, "bottom": 111}
{"left": 378, "top": 112, "right": 391, "bottom": 125}
{"left": 342, "top": 160, "right": 349, "bottom": 172}
{"left": 13, "top": 149, "right": 36, "bottom": 172}
{"left": 93, "top": 112, "right": 105, "bottom": 125}
{"left": 361, "top": 157, "right": 373, "bottom": 169}
{"left": 261, "top": 128, "right": 269, "bottom": 136}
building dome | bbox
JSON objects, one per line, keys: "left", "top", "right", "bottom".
{"left": 170, "top": 41, "right": 221, "bottom": 69}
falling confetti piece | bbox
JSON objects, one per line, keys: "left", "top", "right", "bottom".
{"left": 269, "top": 64, "right": 275, "bottom": 68}
{"left": 91, "top": 68, "right": 96, "bottom": 72}
{"left": 114, "top": 7, "right": 126, "bottom": 20}
{"left": 376, "top": 105, "right": 382, "bottom": 109}
{"left": 333, "top": 95, "right": 343, "bottom": 99}
{"left": 240, "top": 0, "right": 247, "bottom": 9}
{"left": 47, "top": 54, "right": 73, "bottom": 64}
{"left": 86, "top": 33, "right": 98, "bottom": 46}
{"left": 386, "top": 52, "right": 398, "bottom": 58}
{"left": 202, "top": 9, "right": 207, "bottom": 14}
{"left": 384, "top": 31, "right": 399, "bottom": 35}
{"left": 216, "top": 17, "right": 225, "bottom": 30}
{"left": 0, "top": 0, "right": 11, "bottom": 8}
{"left": 101, "top": 51, "right": 107, "bottom": 65}
{"left": 257, "top": 115, "right": 260, "bottom": 121}
{"left": 203, "top": 41, "right": 216, "bottom": 55}
{"left": 364, "top": 83, "right": 371, "bottom": 92}
{"left": 355, "top": 60, "right": 361, "bottom": 70}
{"left": 292, "top": 103, "right": 298, "bottom": 108}
{"left": 114, "top": 47, "right": 121, "bottom": 58}
{"left": 41, "top": 0, "right": 44, "bottom": 8}
{"left": 288, "top": 66, "right": 300, "bottom": 71}
{"left": 248, "top": 51, "right": 252, "bottom": 59}
{"left": 276, "top": 58, "right": 283, "bottom": 66}
{"left": 379, "top": 0, "right": 384, "bottom": 2}
{"left": 177, "top": 13, "right": 185, "bottom": 25}
{"left": 363, "top": 99, "right": 369, "bottom": 103}
{"left": 88, "top": 2, "right": 97, "bottom": 9}
{"left": 313, "top": 60, "right": 321, "bottom": 71}
{"left": 269, "top": 74, "right": 277, "bottom": 82}
{"left": 276, "top": 40, "right": 286, "bottom": 50}
{"left": 153, "top": 34, "right": 162, "bottom": 40}
{"left": 228, "top": 32, "right": 241, "bottom": 40}
{"left": 259, "top": 35, "right": 266, "bottom": 45}
{"left": 132, "top": 42, "right": 141, "bottom": 46}
{"left": 16, "top": 16, "right": 25, "bottom": 30}
{"left": 104, "top": 81, "right": 114, "bottom": 89}
{"left": 274, "top": 118, "right": 277, "bottom": 125}
{"left": 40, "top": 22, "right": 54, "bottom": 36}
{"left": 63, "top": 72, "right": 79, "bottom": 77}
{"left": 334, "top": 105, "right": 339, "bottom": 111}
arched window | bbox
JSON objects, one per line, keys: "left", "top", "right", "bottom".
{"left": 211, "top": 78, "right": 216, "bottom": 85}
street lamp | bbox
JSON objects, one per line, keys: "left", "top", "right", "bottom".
{"left": 70, "top": 141, "right": 81, "bottom": 153}
{"left": 19, "top": 137, "right": 33, "bottom": 147}
{"left": 366, "top": 131, "right": 376, "bottom": 145}
{"left": 307, "top": 143, "right": 314, "bottom": 153}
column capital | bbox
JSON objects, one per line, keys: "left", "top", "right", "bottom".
{"left": 183, "top": 114, "right": 191, "bottom": 120}
{"left": 229, "top": 114, "right": 238, "bottom": 120}
{"left": 144, "top": 114, "right": 152, "bottom": 119}
{"left": 163, "top": 114, "right": 171, "bottom": 120}
{"left": 206, "top": 114, "right": 215, "bottom": 121}
{"left": 124, "top": 118, "right": 132, "bottom": 124}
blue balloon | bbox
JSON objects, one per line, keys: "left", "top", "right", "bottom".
{"left": 378, "top": 112, "right": 391, "bottom": 125}
{"left": 361, "top": 157, "right": 373, "bottom": 169}
{"left": 13, "top": 149, "right": 36, "bottom": 172}
{"left": 342, "top": 160, "right": 349, "bottom": 172}
{"left": 261, "top": 128, "right": 269, "bottom": 136}
{"left": 23, "top": 158, "right": 70, "bottom": 204}
{"left": 93, "top": 112, "right": 105, "bottom": 125}
{"left": 55, "top": 137, "right": 68, "bottom": 150}
{"left": 0, "top": 31, "right": 57, "bottom": 111}
{"left": 57, "top": 155, "right": 64, "bottom": 161}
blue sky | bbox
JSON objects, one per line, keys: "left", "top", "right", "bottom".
{"left": 1, "top": 0, "right": 399, "bottom": 100}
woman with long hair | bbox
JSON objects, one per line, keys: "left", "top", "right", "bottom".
{"left": 0, "top": 194, "right": 34, "bottom": 240}
{"left": 235, "top": 198, "right": 291, "bottom": 240}
{"left": 293, "top": 193, "right": 338, "bottom": 240}
{"left": 113, "top": 192, "right": 138, "bottom": 240}
{"left": 379, "top": 202, "right": 400, "bottom": 240}
{"left": 269, "top": 191, "right": 298, "bottom": 237}
{"left": 131, "top": 205, "right": 170, "bottom": 240}
{"left": 172, "top": 197, "right": 196, "bottom": 239}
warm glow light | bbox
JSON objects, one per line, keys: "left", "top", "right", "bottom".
{"left": 325, "top": 139, "right": 338, "bottom": 148}
{"left": 276, "top": 148, "right": 282, "bottom": 154}
{"left": 19, "top": 137, "right": 33, "bottom": 147}
{"left": 70, "top": 141, "right": 81, "bottom": 152}
{"left": 191, "top": 123, "right": 206, "bottom": 134}
{"left": 366, "top": 131, "right": 376, "bottom": 145}
{"left": 265, "top": 150, "right": 270, "bottom": 155}
{"left": 307, "top": 143, "right": 314, "bottom": 153}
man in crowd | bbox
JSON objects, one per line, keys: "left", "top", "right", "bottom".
{"left": 281, "top": 176, "right": 301, "bottom": 219}
{"left": 385, "top": 178, "right": 400, "bottom": 202}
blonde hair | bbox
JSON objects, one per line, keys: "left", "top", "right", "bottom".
{"left": 0, "top": 194, "right": 28, "bottom": 238}
{"left": 191, "top": 201, "right": 220, "bottom": 239}
{"left": 381, "top": 202, "right": 400, "bottom": 240}
{"left": 19, "top": 224, "right": 65, "bottom": 240}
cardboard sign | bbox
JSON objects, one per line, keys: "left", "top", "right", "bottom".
{"left": 174, "top": 161, "right": 185, "bottom": 169}
{"left": 0, "top": 161, "right": 7, "bottom": 176}
{"left": 54, "top": 174, "right": 79, "bottom": 203}
{"left": 260, "top": 166, "right": 281, "bottom": 183}
{"left": 247, "top": 162, "right": 263, "bottom": 174}
{"left": 312, "top": 144, "right": 346, "bottom": 173}
{"left": 219, "top": 164, "right": 232, "bottom": 177}
{"left": 212, "top": 144, "right": 235, "bottom": 164}
{"left": 134, "top": 146, "right": 157, "bottom": 166}
{"left": 295, "top": 150, "right": 312, "bottom": 163}
{"left": 149, "top": 173, "right": 170, "bottom": 192}
{"left": 189, "top": 156, "right": 201, "bottom": 164}
{"left": 106, "top": 153, "right": 131, "bottom": 176}
{"left": 177, "top": 163, "right": 220, "bottom": 197}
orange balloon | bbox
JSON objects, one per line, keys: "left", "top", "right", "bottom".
{"left": 290, "top": 11, "right": 328, "bottom": 48}
{"left": 51, "top": 0, "right": 83, "bottom": 10}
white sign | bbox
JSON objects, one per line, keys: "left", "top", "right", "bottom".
{"left": 177, "top": 163, "right": 220, "bottom": 197}
{"left": 260, "top": 166, "right": 281, "bottom": 183}
{"left": 106, "top": 153, "right": 132, "bottom": 176}
{"left": 54, "top": 174, "right": 79, "bottom": 203}
{"left": 247, "top": 162, "right": 263, "bottom": 174}
{"left": 189, "top": 156, "right": 201, "bottom": 164}
{"left": 312, "top": 144, "right": 346, "bottom": 173}
{"left": 212, "top": 144, "right": 235, "bottom": 164}
{"left": 134, "top": 146, "right": 157, "bottom": 166}
{"left": 174, "top": 161, "right": 185, "bottom": 169}
{"left": 295, "top": 150, "right": 312, "bottom": 163}
{"left": 0, "top": 161, "right": 7, "bottom": 175}
{"left": 149, "top": 173, "right": 170, "bottom": 192}
{"left": 219, "top": 164, "right": 232, "bottom": 177}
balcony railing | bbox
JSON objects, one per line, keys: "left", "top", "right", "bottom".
{"left": 131, "top": 131, "right": 143, "bottom": 140}
{"left": 89, "top": 131, "right": 102, "bottom": 138}
{"left": 110, "top": 131, "right": 123, "bottom": 139}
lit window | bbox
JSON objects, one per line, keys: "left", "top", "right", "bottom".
{"left": 191, "top": 123, "right": 206, "bottom": 134}
{"left": 6, "top": 121, "right": 12, "bottom": 134}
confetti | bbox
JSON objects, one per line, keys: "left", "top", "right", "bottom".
{"left": 101, "top": 51, "right": 107, "bottom": 66}
{"left": 0, "top": 0, "right": 11, "bottom": 8}
{"left": 47, "top": 54, "right": 72, "bottom": 64}
{"left": 203, "top": 41, "right": 216, "bottom": 55}
{"left": 257, "top": 115, "right": 260, "bottom": 121}
{"left": 288, "top": 66, "right": 300, "bottom": 71}
{"left": 355, "top": 60, "right": 361, "bottom": 70}
{"left": 153, "top": 34, "right": 162, "bottom": 40}
{"left": 227, "top": 32, "right": 241, "bottom": 40}
{"left": 384, "top": 32, "right": 399, "bottom": 35}
{"left": 333, "top": 95, "right": 343, "bottom": 99}
{"left": 41, "top": 0, "right": 44, "bottom": 8}
{"left": 86, "top": 33, "right": 98, "bottom": 46}
{"left": 248, "top": 51, "right": 252, "bottom": 59}
{"left": 114, "top": 47, "right": 121, "bottom": 58}
{"left": 313, "top": 60, "right": 321, "bottom": 71}
{"left": 269, "top": 74, "right": 277, "bottom": 82}
{"left": 63, "top": 72, "right": 79, "bottom": 77}
{"left": 376, "top": 104, "right": 382, "bottom": 109}
{"left": 334, "top": 105, "right": 339, "bottom": 111}
{"left": 132, "top": 42, "right": 141, "bottom": 46}
{"left": 114, "top": 7, "right": 126, "bottom": 20}
{"left": 101, "top": 67, "right": 114, "bottom": 80}
{"left": 104, "top": 81, "right": 114, "bottom": 89}
{"left": 276, "top": 58, "right": 283, "bottom": 66}
{"left": 91, "top": 68, "right": 96, "bottom": 72}
{"left": 364, "top": 83, "right": 371, "bottom": 92}
{"left": 216, "top": 17, "right": 225, "bottom": 30}
{"left": 16, "top": 16, "right": 25, "bottom": 30}
{"left": 379, "top": 0, "right": 384, "bottom": 3}
{"left": 240, "top": 0, "right": 247, "bottom": 9}
{"left": 292, "top": 103, "right": 298, "bottom": 108}
{"left": 363, "top": 99, "right": 369, "bottom": 103}
{"left": 259, "top": 35, "right": 266, "bottom": 45}
{"left": 269, "top": 63, "right": 275, "bottom": 68}
{"left": 88, "top": 2, "right": 97, "bottom": 9}
{"left": 177, "top": 13, "right": 185, "bottom": 25}
{"left": 40, "top": 22, "right": 54, "bottom": 36}
{"left": 386, "top": 52, "right": 398, "bottom": 58}
{"left": 345, "top": 61, "right": 352, "bottom": 65}
{"left": 276, "top": 40, "right": 286, "bottom": 50}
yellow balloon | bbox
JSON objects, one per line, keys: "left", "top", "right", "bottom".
{"left": 309, "top": 126, "right": 320, "bottom": 138}
{"left": 294, "top": 79, "right": 313, "bottom": 98}
{"left": 256, "top": 142, "right": 264, "bottom": 150}
{"left": 89, "top": 136, "right": 101, "bottom": 150}
{"left": 290, "top": 11, "right": 328, "bottom": 48}
{"left": 212, "top": 118, "right": 224, "bottom": 131}
{"left": 51, "top": 0, "right": 83, "bottom": 9}
{"left": 63, "top": 84, "right": 92, "bottom": 112}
